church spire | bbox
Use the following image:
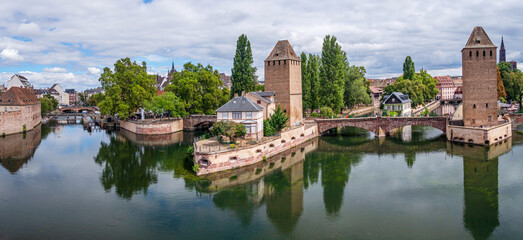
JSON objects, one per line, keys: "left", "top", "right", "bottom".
{"left": 499, "top": 36, "right": 506, "bottom": 63}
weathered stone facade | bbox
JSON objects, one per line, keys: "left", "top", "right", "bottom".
{"left": 0, "top": 87, "right": 41, "bottom": 135}
{"left": 264, "top": 40, "right": 303, "bottom": 127}
{"left": 119, "top": 119, "right": 183, "bottom": 135}
{"left": 462, "top": 27, "right": 498, "bottom": 127}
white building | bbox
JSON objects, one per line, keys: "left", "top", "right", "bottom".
{"left": 382, "top": 92, "right": 412, "bottom": 117}
{"left": 216, "top": 96, "right": 264, "bottom": 140}
{"left": 50, "top": 84, "right": 70, "bottom": 106}
{"left": 7, "top": 74, "right": 31, "bottom": 90}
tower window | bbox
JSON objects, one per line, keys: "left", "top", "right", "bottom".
{"left": 473, "top": 104, "right": 476, "bottom": 109}
{"left": 284, "top": 60, "right": 286, "bottom": 65}
{"left": 483, "top": 50, "right": 485, "bottom": 57}
{"left": 476, "top": 51, "right": 479, "bottom": 57}
{"left": 488, "top": 116, "right": 492, "bottom": 121}
{"left": 486, "top": 103, "right": 488, "bottom": 108}
{"left": 273, "top": 61, "right": 275, "bottom": 65}
{"left": 268, "top": 61, "right": 270, "bottom": 66}
{"left": 490, "top": 50, "right": 492, "bottom": 56}
{"left": 472, "top": 119, "right": 475, "bottom": 124}
{"left": 469, "top": 51, "right": 472, "bottom": 58}
{"left": 278, "top": 60, "right": 280, "bottom": 65}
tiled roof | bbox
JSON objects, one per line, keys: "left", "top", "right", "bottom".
{"left": 464, "top": 26, "right": 496, "bottom": 49}
{"left": 0, "top": 87, "right": 40, "bottom": 106}
{"left": 369, "top": 86, "right": 383, "bottom": 94}
{"left": 216, "top": 96, "right": 263, "bottom": 112}
{"left": 265, "top": 40, "right": 301, "bottom": 61}
{"left": 383, "top": 92, "right": 412, "bottom": 104}
{"left": 434, "top": 76, "right": 455, "bottom": 88}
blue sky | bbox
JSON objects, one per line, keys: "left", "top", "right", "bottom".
{"left": 1, "top": 0, "right": 523, "bottom": 90}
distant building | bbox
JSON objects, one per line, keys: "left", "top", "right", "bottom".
{"left": 155, "top": 75, "right": 169, "bottom": 91}
{"left": 50, "top": 84, "right": 69, "bottom": 106}
{"left": 0, "top": 87, "right": 41, "bottom": 135}
{"left": 245, "top": 91, "right": 276, "bottom": 119}
{"left": 454, "top": 86, "right": 463, "bottom": 99}
{"left": 499, "top": 36, "right": 506, "bottom": 63}
{"left": 84, "top": 87, "right": 104, "bottom": 98}
{"left": 369, "top": 86, "right": 383, "bottom": 106}
{"left": 509, "top": 61, "right": 517, "bottom": 71}
{"left": 167, "top": 61, "right": 177, "bottom": 81}
{"left": 382, "top": 92, "right": 412, "bottom": 117}
{"left": 34, "top": 88, "right": 59, "bottom": 99}
{"left": 65, "top": 89, "right": 77, "bottom": 105}
{"left": 451, "top": 76, "right": 463, "bottom": 87}
{"left": 7, "top": 74, "right": 31, "bottom": 90}
{"left": 216, "top": 96, "right": 264, "bottom": 140}
{"left": 264, "top": 40, "right": 303, "bottom": 127}
{"left": 219, "top": 73, "right": 232, "bottom": 89}
{"left": 369, "top": 78, "right": 396, "bottom": 88}
{"left": 434, "top": 76, "right": 457, "bottom": 100}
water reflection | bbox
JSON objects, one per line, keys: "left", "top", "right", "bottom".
{"left": 0, "top": 125, "right": 43, "bottom": 173}
{"left": 93, "top": 130, "right": 195, "bottom": 199}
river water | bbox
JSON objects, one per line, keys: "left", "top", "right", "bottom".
{"left": 0, "top": 124, "right": 522, "bottom": 239}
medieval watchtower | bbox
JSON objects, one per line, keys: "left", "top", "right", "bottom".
{"left": 462, "top": 26, "right": 498, "bottom": 127}
{"left": 264, "top": 40, "right": 303, "bottom": 126}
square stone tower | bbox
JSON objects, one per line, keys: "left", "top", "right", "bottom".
{"left": 462, "top": 26, "right": 498, "bottom": 127}
{"left": 264, "top": 40, "right": 303, "bottom": 126}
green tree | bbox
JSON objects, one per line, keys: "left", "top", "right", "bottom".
{"left": 230, "top": 34, "right": 257, "bottom": 98}
{"left": 301, "top": 52, "right": 311, "bottom": 111}
{"left": 497, "top": 68, "right": 507, "bottom": 100}
{"left": 268, "top": 105, "right": 289, "bottom": 132}
{"left": 263, "top": 119, "right": 275, "bottom": 136}
{"left": 144, "top": 92, "right": 187, "bottom": 119}
{"left": 255, "top": 84, "right": 265, "bottom": 92}
{"left": 319, "top": 35, "right": 345, "bottom": 112}
{"left": 403, "top": 56, "right": 415, "bottom": 80}
{"left": 308, "top": 54, "right": 321, "bottom": 110}
{"left": 211, "top": 121, "right": 246, "bottom": 143}
{"left": 98, "top": 58, "right": 156, "bottom": 119}
{"left": 165, "top": 62, "right": 229, "bottom": 115}
{"left": 384, "top": 70, "right": 438, "bottom": 107}
{"left": 344, "top": 65, "right": 371, "bottom": 108}
{"left": 504, "top": 71, "right": 523, "bottom": 103}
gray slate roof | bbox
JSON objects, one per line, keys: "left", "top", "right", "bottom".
{"left": 383, "top": 92, "right": 412, "bottom": 104}
{"left": 216, "top": 96, "right": 264, "bottom": 112}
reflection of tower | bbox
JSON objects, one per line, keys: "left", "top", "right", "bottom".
{"left": 265, "top": 161, "right": 304, "bottom": 234}
{"left": 463, "top": 157, "right": 499, "bottom": 240}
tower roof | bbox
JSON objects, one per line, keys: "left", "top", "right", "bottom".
{"left": 464, "top": 26, "right": 496, "bottom": 49}
{"left": 500, "top": 36, "right": 505, "bottom": 49}
{"left": 265, "top": 40, "right": 301, "bottom": 61}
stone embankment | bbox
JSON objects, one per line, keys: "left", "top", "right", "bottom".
{"left": 194, "top": 124, "right": 318, "bottom": 175}
{"left": 119, "top": 119, "right": 183, "bottom": 135}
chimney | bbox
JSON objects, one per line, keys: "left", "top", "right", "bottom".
{"left": 241, "top": 91, "right": 245, "bottom": 96}
{"left": 234, "top": 93, "right": 238, "bottom": 98}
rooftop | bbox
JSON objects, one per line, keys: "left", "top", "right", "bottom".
{"left": 216, "top": 96, "right": 264, "bottom": 112}
{"left": 0, "top": 87, "right": 40, "bottom": 106}
{"left": 463, "top": 26, "right": 496, "bottom": 49}
{"left": 265, "top": 40, "right": 301, "bottom": 61}
{"left": 383, "top": 92, "right": 412, "bottom": 104}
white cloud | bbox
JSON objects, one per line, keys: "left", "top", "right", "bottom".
{"left": 43, "top": 67, "right": 67, "bottom": 73}
{"left": 0, "top": 48, "right": 24, "bottom": 61}
{"left": 87, "top": 67, "right": 101, "bottom": 75}
{"left": 16, "top": 22, "right": 41, "bottom": 36}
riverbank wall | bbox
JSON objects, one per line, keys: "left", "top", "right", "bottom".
{"left": 447, "top": 121, "right": 512, "bottom": 145}
{"left": 194, "top": 124, "right": 318, "bottom": 175}
{"left": 119, "top": 119, "right": 183, "bottom": 135}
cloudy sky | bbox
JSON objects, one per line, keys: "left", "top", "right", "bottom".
{"left": 1, "top": 0, "right": 522, "bottom": 90}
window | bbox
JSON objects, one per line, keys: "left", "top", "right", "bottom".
{"left": 246, "top": 124, "right": 251, "bottom": 133}
{"left": 485, "top": 103, "right": 488, "bottom": 108}
{"left": 4, "top": 107, "right": 6, "bottom": 112}
{"left": 472, "top": 119, "right": 475, "bottom": 124}
{"left": 284, "top": 60, "right": 286, "bottom": 65}
{"left": 257, "top": 100, "right": 261, "bottom": 104}
{"left": 246, "top": 112, "right": 252, "bottom": 119}
{"left": 251, "top": 124, "right": 256, "bottom": 133}
{"left": 473, "top": 104, "right": 476, "bottom": 109}
{"left": 483, "top": 50, "right": 485, "bottom": 57}
{"left": 469, "top": 51, "right": 472, "bottom": 58}
{"left": 222, "top": 112, "right": 229, "bottom": 119}
{"left": 273, "top": 61, "right": 275, "bottom": 65}
{"left": 488, "top": 116, "right": 492, "bottom": 121}
{"left": 476, "top": 51, "right": 479, "bottom": 57}
{"left": 490, "top": 50, "right": 492, "bottom": 56}
{"left": 278, "top": 60, "right": 281, "bottom": 65}
{"left": 233, "top": 112, "right": 241, "bottom": 119}
{"left": 267, "top": 61, "right": 270, "bottom": 66}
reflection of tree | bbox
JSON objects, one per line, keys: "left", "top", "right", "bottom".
{"left": 212, "top": 183, "right": 263, "bottom": 225}
{"left": 463, "top": 157, "right": 499, "bottom": 240}
{"left": 405, "top": 151, "right": 416, "bottom": 168}
{"left": 94, "top": 136, "right": 159, "bottom": 199}
{"left": 304, "top": 151, "right": 362, "bottom": 217}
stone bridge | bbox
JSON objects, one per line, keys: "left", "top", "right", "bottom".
{"left": 508, "top": 113, "right": 523, "bottom": 129}
{"left": 315, "top": 116, "right": 448, "bottom": 136}
{"left": 60, "top": 106, "right": 97, "bottom": 113}
{"left": 183, "top": 114, "right": 217, "bottom": 131}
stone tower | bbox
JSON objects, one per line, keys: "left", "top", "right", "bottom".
{"left": 499, "top": 36, "right": 506, "bottom": 63}
{"left": 462, "top": 26, "right": 498, "bottom": 127}
{"left": 264, "top": 40, "right": 303, "bottom": 126}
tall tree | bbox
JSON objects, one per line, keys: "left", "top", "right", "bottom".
{"left": 230, "top": 34, "right": 257, "bottom": 98}
{"left": 165, "top": 62, "right": 229, "bottom": 115}
{"left": 300, "top": 52, "right": 311, "bottom": 111}
{"left": 344, "top": 65, "right": 371, "bottom": 109}
{"left": 320, "top": 35, "right": 345, "bottom": 112}
{"left": 98, "top": 58, "right": 156, "bottom": 119}
{"left": 384, "top": 70, "right": 438, "bottom": 107}
{"left": 403, "top": 56, "right": 415, "bottom": 80}
{"left": 497, "top": 67, "right": 507, "bottom": 100}
{"left": 308, "top": 54, "right": 321, "bottom": 110}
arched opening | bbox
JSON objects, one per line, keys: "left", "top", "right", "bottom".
{"left": 229, "top": 156, "right": 237, "bottom": 161}
{"left": 194, "top": 121, "right": 214, "bottom": 131}
{"left": 300, "top": 133, "right": 305, "bottom": 137}
{"left": 256, "top": 149, "right": 262, "bottom": 153}
{"left": 281, "top": 140, "right": 286, "bottom": 144}
{"left": 388, "top": 125, "right": 444, "bottom": 143}
{"left": 269, "top": 143, "right": 274, "bottom": 148}
{"left": 291, "top": 136, "right": 296, "bottom": 140}
{"left": 199, "top": 158, "right": 210, "bottom": 168}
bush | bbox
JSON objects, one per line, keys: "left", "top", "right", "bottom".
{"left": 262, "top": 156, "right": 267, "bottom": 163}
{"left": 229, "top": 144, "right": 237, "bottom": 149}
{"left": 187, "top": 146, "right": 194, "bottom": 155}
{"left": 212, "top": 121, "right": 246, "bottom": 143}
{"left": 263, "top": 119, "right": 275, "bottom": 136}
{"left": 22, "top": 124, "right": 27, "bottom": 133}
{"left": 320, "top": 106, "right": 335, "bottom": 118}
{"left": 192, "top": 163, "right": 199, "bottom": 173}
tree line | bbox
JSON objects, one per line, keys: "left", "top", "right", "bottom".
{"left": 301, "top": 35, "right": 371, "bottom": 114}
{"left": 497, "top": 62, "right": 522, "bottom": 104}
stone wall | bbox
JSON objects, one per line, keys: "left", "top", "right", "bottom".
{"left": 462, "top": 47, "right": 498, "bottom": 127}
{"left": 447, "top": 122, "right": 512, "bottom": 145}
{"left": 195, "top": 124, "right": 318, "bottom": 175}
{"left": 0, "top": 103, "right": 41, "bottom": 135}
{"left": 119, "top": 119, "right": 183, "bottom": 135}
